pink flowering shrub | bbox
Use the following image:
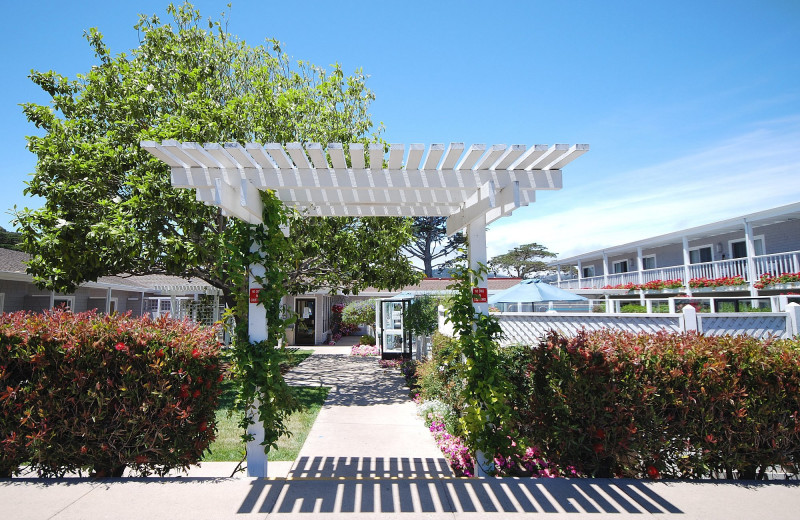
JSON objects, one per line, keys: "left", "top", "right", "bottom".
{"left": 379, "top": 358, "right": 404, "bottom": 368}
{"left": 430, "top": 421, "right": 474, "bottom": 477}
{"left": 350, "top": 345, "right": 379, "bottom": 357}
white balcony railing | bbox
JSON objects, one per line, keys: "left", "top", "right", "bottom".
{"left": 556, "top": 250, "right": 800, "bottom": 291}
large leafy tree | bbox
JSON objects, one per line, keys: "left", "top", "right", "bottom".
{"left": 15, "top": 2, "right": 418, "bottom": 309}
{"left": 402, "top": 217, "right": 466, "bottom": 277}
{"left": 489, "top": 242, "right": 557, "bottom": 278}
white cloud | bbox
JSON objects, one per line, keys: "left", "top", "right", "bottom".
{"left": 487, "top": 121, "right": 800, "bottom": 261}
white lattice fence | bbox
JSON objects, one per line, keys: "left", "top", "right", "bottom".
{"left": 698, "top": 314, "right": 790, "bottom": 339}
{"left": 497, "top": 313, "right": 683, "bottom": 346}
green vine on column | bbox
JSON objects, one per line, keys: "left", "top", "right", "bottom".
{"left": 224, "top": 194, "right": 298, "bottom": 452}
{"left": 446, "top": 264, "right": 516, "bottom": 465}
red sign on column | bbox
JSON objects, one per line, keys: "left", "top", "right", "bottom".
{"left": 472, "top": 287, "right": 487, "bottom": 303}
{"left": 249, "top": 288, "right": 261, "bottom": 304}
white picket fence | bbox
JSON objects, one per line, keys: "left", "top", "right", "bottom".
{"left": 438, "top": 304, "right": 800, "bottom": 346}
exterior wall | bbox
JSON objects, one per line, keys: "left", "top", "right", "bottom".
{"left": 0, "top": 278, "right": 145, "bottom": 316}
{"left": 0, "top": 279, "right": 37, "bottom": 312}
{"left": 574, "top": 220, "right": 800, "bottom": 273}
{"left": 757, "top": 220, "right": 800, "bottom": 255}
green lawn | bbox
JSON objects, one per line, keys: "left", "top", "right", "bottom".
{"left": 204, "top": 349, "right": 327, "bottom": 462}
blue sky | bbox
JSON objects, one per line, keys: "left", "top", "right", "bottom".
{"left": 2, "top": 0, "right": 799, "bottom": 260}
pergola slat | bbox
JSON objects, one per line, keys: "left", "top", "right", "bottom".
{"left": 406, "top": 143, "right": 424, "bottom": 170}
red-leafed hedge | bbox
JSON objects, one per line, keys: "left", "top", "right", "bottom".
{"left": 504, "top": 330, "right": 800, "bottom": 479}
{"left": 0, "top": 310, "right": 223, "bottom": 477}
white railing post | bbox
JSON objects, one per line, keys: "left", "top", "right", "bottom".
{"left": 668, "top": 297, "right": 677, "bottom": 314}
{"left": 681, "top": 305, "right": 698, "bottom": 333}
{"left": 744, "top": 219, "right": 759, "bottom": 296}
{"left": 602, "top": 252, "right": 609, "bottom": 287}
{"left": 682, "top": 236, "right": 693, "bottom": 296}
{"left": 786, "top": 303, "right": 800, "bottom": 337}
{"left": 577, "top": 259, "right": 583, "bottom": 287}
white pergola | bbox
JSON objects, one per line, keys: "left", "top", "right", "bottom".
{"left": 141, "top": 139, "right": 588, "bottom": 476}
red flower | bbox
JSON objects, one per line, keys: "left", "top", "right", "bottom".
{"left": 192, "top": 348, "right": 201, "bottom": 359}
{"left": 115, "top": 342, "right": 127, "bottom": 351}
{"left": 192, "top": 389, "right": 201, "bottom": 399}
{"left": 594, "top": 428, "right": 606, "bottom": 439}
{"left": 198, "top": 421, "right": 208, "bottom": 432}
{"left": 647, "top": 465, "right": 660, "bottom": 479}
{"left": 155, "top": 349, "right": 165, "bottom": 358}
{"left": 592, "top": 442, "right": 604, "bottom": 454}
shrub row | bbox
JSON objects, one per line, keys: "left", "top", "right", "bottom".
{"left": 505, "top": 330, "right": 800, "bottom": 479}
{"left": 0, "top": 310, "right": 223, "bottom": 477}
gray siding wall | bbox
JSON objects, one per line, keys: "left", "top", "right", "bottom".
{"left": 0, "top": 279, "right": 143, "bottom": 316}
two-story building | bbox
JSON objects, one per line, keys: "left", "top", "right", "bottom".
{"left": 551, "top": 202, "right": 800, "bottom": 302}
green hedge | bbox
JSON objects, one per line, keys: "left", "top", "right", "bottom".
{"left": 504, "top": 330, "right": 800, "bottom": 479}
{"left": 0, "top": 310, "right": 223, "bottom": 477}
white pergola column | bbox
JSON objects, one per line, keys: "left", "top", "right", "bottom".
{"left": 602, "top": 252, "right": 609, "bottom": 287}
{"left": 468, "top": 214, "right": 489, "bottom": 315}
{"left": 577, "top": 260, "right": 583, "bottom": 286}
{"left": 246, "top": 245, "right": 269, "bottom": 478}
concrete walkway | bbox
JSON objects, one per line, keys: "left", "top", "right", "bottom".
{"left": 3, "top": 347, "right": 800, "bottom": 519}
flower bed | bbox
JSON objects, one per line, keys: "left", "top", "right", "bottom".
{"left": 754, "top": 271, "right": 800, "bottom": 289}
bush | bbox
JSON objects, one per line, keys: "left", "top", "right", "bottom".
{"left": 359, "top": 334, "right": 376, "bottom": 345}
{"left": 414, "top": 332, "right": 465, "bottom": 414}
{"left": 507, "top": 330, "right": 800, "bottom": 479}
{"left": 405, "top": 294, "right": 439, "bottom": 336}
{"left": 0, "top": 310, "right": 223, "bottom": 477}
{"left": 620, "top": 303, "right": 646, "bottom": 313}
{"left": 341, "top": 299, "right": 377, "bottom": 327}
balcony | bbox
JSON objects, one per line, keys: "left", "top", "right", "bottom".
{"left": 556, "top": 250, "right": 800, "bottom": 292}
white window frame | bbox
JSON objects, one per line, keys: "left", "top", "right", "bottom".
{"left": 53, "top": 295, "right": 75, "bottom": 310}
{"left": 612, "top": 260, "right": 629, "bottom": 274}
{"left": 729, "top": 235, "right": 765, "bottom": 258}
{"left": 689, "top": 244, "right": 713, "bottom": 264}
{"left": 582, "top": 265, "right": 595, "bottom": 278}
{"left": 642, "top": 255, "right": 656, "bottom": 270}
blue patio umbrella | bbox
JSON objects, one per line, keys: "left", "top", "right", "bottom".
{"left": 488, "top": 279, "right": 587, "bottom": 306}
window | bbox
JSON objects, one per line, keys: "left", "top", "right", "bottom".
{"left": 730, "top": 237, "right": 764, "bottom": 258}
{"left": 612, "top": 260, "right": 628, "bottom": 274}
{"left": 689, "top": 246, "right": 712, "bottom": 264}
{"left": 642, "top": 256, "right": 656, "bottom": 270}
{"left": 53, "top": 296, "right": 75, "bottom": 311}
{"left": 582, "top": 265, "right": 595, "bottom": 278}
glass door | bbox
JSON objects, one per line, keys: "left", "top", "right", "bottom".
{"left": 295, "top": 299, "right": 315, "bottom": 345}
{"left": 382, "top": 301, "right": 405, "bottom": 356}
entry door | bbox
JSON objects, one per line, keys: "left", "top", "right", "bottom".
{"left": 295, "top": 299, "right": 316, "bottom": 345}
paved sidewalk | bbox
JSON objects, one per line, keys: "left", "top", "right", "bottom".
{"left": 3, "top": 348, "right": 800, "bottom": 519}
